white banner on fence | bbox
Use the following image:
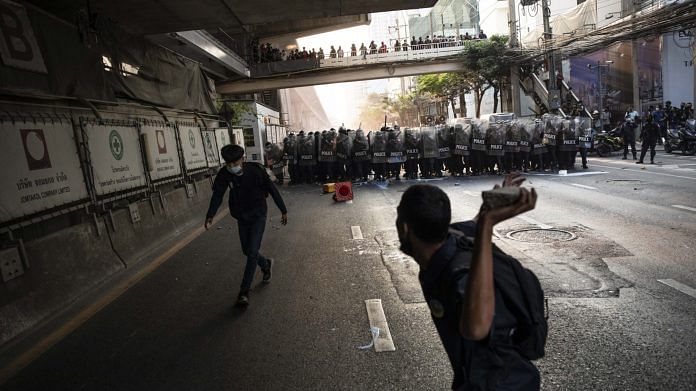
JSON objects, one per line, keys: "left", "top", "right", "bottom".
{"left": 177, "top": 123, "right": 207, "bottom": 171}
{"left": 83, "top": 122, "right": 147, "bottom": 196}
{"left": 0, "top": 120, "right": 89, "bottom": 223}
{"left": 139, "top": 124, "right": 182, "bottom": 181}
{"left": 202, "top": 130, "right": 220, "bottom": 167}
{"left": 214, "top": 128, "right": 231, "bottom": 164}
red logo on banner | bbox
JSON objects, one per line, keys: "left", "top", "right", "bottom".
{"left": 20, "top": 128, "right": 52, "bottom": 171}
{"left": 156, "top": 130, "right": 167, "bottom": 154}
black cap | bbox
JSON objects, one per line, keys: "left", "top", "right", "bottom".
{"left": 221, "top": 144, "right": 244, "bottom": 163}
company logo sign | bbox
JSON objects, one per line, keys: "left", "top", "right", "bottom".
{"left": 20, "top": 128, "right": 51, "bottom": 170}
{"left": 109, "top": 129, "right": 124, "bottom": 161}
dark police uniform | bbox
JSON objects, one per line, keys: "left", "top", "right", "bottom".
{"left": 419, "top": 221, "right": 540, "bottom": 391}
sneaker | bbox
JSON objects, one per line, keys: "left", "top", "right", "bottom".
{"left": 582, "top": 165, "right": 588, "bottom": 169}
{"left": 262, "top": 258, "right": 273, "bottom": 284}
{"left": 635, "top": 161, "right": 644, "bottom": 164}
{"left": 237, "top": 291, "right": 250, "bottom": 306}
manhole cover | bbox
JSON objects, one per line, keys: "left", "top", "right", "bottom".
{"left": 506, "top": 228, "right": 576, "bottom": 243}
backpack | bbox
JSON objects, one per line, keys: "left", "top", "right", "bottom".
{"left": 448, "top": 230, "right": 548, "bottom": 360}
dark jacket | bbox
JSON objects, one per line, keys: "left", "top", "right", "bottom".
{"left": 419, "top": 221, "right": 540, "bottom": 390}
{"left": 206, "top": 163, "right": 287, "bottom": 223}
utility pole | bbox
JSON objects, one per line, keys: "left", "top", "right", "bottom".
{"left": 508, "top": 0, "right": 521, "bottom": 115}
{"left": 542, "top": 0, "right": 560, "bottom": 112}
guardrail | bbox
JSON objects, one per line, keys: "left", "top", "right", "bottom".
{"left": 318, "top": 40, "right": 477, "bottom": 68}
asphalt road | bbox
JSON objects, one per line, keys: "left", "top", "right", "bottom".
{"left": 3, "top": 146, "right": 696, "bottom": 390}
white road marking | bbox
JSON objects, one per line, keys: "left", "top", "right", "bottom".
{"left": 525, "top": 171, "right": 607, "bottom": 177}
{"left": 571, "top": 183, "right": 598, "bottom": 190}
{"left": 657, "top": 279, "right": 696, "bottom": 299}
{"left": 462, "top": 190, "right": 479, "bottom": 197}
{"left": 364, "top": 299, "right": 396, "bottom": 352}
{"left": 517, "top": 215, "right": 553, "bottom": 229}
{"left": 351, "top": 225, "right": 364, "bottom": 240}
{"left": 591, "top": 164, "right": 696, "bottom": 180}
{"left": 672, "top": 205, "right": 696, "bottom": 213}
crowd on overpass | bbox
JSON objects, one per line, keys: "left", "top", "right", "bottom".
{"left": 251, "top": 31, "right": 488, "bottom": 64}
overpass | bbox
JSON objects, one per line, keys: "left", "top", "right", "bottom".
{"left": 217, "top": 42, "right": 471, "bottom": 94}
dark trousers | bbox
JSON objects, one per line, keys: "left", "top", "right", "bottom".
{"left": 419, "top": 158, "right": 434, "bottom": 178}
{"left": 579, "top": 148, "right": 588, "bottom": 167}
{"left": 238, "top": 216, "right": 270, "bottom": 291}
{"left": 547, "top": 146, "right": 557, "bottom": 169}
{"left": 471, "top": 151, "right": 485, "bottom": 175}
{"left": 623, "top": 140, "right": 637, "bottom": 158}
{"left": 389, "top": 163, "right": 402, "bottom": 178}
{"left": 405, "top": 159, "right": 418, "bottom": 178}
{"left": 639, "top": 139, "right": 657, "bottom": 162}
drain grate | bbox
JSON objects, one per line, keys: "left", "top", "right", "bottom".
{"left": 506, "top": 228, "right": 576, "bottom": 243}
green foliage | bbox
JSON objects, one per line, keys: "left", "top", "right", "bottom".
{"left": 216, "top": 101, "right": 252, "bottom": 126}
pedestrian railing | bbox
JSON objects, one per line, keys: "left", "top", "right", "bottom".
{"left": 318, "top": 40, "right": 475, "bottom": 68}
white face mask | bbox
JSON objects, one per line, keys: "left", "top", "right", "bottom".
{"left": 226, "top": 164, "right": 242, "bottom": 175}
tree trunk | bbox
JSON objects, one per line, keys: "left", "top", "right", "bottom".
{"left": 459, "top": 90, "right": 468, "bottom": 118}
{"left": 450, "top": 98, "right": 457, "bottom": 118}
{"left": 493, "top": 86, "right": 499, "bottom": 113}
{"left": 474, "top": 88, "right": 482, "bottom": 118}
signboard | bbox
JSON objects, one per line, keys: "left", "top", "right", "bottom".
{"left": 0, "top": 0, "right": 47, "bottom": 73}
{"left": 139, "top": 123, "right": 181, "bottom": 182}
{"left": 83, "top": 121, "right": 147, "bottom": 196}
{"left": 0, "top": 119, "right": 88, "bottom": 223}
{"left": 201, "top": 129, "right": 220, "bottom": 167}
{"left": 177, "top": 122, "right": 207, "bottom": 172}
{"left": 214, "top": 128, "right": 230, "bottom": 164}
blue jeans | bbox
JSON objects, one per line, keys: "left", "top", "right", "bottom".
{"left": 238, "top": 215, "right": 269, "bottom": 291}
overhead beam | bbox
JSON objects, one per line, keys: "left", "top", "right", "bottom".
{"left": 174, "top": 30, "right": 250, "bottom": 77}
{"left": 217, "top": 61, "right": 467, "bottom": 94}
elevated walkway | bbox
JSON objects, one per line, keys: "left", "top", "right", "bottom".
{"left": 220, "top": 40, "right": 476, "bottom": 94}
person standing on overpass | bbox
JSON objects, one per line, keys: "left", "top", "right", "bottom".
{"left": 205, "top": 145, "right": 288, "bottom": 306}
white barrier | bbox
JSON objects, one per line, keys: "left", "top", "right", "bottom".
{"left": 82, "top": 120, "right": 148, "bottom": 196}
{"left": 201, "top": 129, "right": 221, "bottom": 167}
{"left": 139, "top": 121, "right": 182, "bottom": 182}
{"left": 0, "top": 117, "right": 89, "bottom": 223}
{"left": 176, "top": 122, "right": 207, "bottom": 172}
{"left": 214, "top": 128, "right": 231, "bottom": 165}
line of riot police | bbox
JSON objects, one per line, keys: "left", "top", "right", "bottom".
{"left": 268, "top": 115, "right": 594, "bottom": 184}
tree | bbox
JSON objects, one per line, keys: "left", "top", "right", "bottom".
{"left": 458, "top": 35, "right": 510, "bottom": 116}
{"left": 416, "top": 73, "right": 467, "bottom": 118}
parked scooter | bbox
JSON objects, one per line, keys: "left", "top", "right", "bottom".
{"left": 664, "top": 119, "right": 696, "bottom": 155}
{"left": 593, "top": 127, "right": 624, "bottom": 157}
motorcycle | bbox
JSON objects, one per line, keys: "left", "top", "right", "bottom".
{"left": 593, "top": 127, "right": 624, "bottom": 157}
{"left": 664, "top": 119, "right": 696, "bottom": 155}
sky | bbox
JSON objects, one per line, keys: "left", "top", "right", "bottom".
{"left": 295, "top": 9, "right": 430, "bottom": 128}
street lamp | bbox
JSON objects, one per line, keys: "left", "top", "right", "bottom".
{"left": 587, "top": 60, "right": 613, "bottom": 129}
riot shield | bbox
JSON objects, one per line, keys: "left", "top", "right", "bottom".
{"left": 504, "top": 121, "right": 520, "bottom": 153}
{"left": 576, "top": 117, "right": 593, "bottom": 149}
{"left": 452, "top": 123, "right": 472, "bottom": 156}
{"left": 370, "top": 130, "right": 388, "bottom": 163}
{"left": 530, "top": 120, "right": 546, "bottom": 155}
{"left": 486, "top": 122, "right": 505, "bottom": 156}
{"left": 543, "top": 114, "right": 560, "bottom": 146}
{"left": 298, "top": 133, "right": 316, "bottom": 166}
{"left": 404, "top": 128, "right": 421, "bottom": 160}
{"left": 471, "top": 120, "right": 487, "bottom": 152}
{"left": 319, "top": 130, "right": 337, "bottom": 162}
{"left": 283, "top": 135, "right": 297, "bottom": 162}
{"left": 437, "top": 126, "right": 451, "bottom": 159}
{"left": 387, "top": 130, "right": 406, "bottom": 164}
{"left": 420, "top": 127, "right": 439, "bottom": 158}
{"left": 265, "top": 142, "right": 285, "bottom": 174}
{"left": 559, "top": 118, "right": 578, "bottom": 152}
{"left": 336, "top": 132, "right": 352, "bottom": 161}
{"left": 352, "top": 129, "right": 371, "bottom": 161}
{"left": 518, "top": 121, "right": 532, "bottom": 153}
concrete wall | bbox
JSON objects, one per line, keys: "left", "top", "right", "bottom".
{"left": 0, "top": 177, "right": 215, "bottom": 347}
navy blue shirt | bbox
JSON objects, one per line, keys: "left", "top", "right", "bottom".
{"left": 206, "top": 163, "right": 287, "bottom": 223}
{"left": 419, "top": 221, "right": 540, "bottom": 390}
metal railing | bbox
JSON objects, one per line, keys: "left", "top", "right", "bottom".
{"left": 318, "top": 39, "right": 482, "bottom": 68}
